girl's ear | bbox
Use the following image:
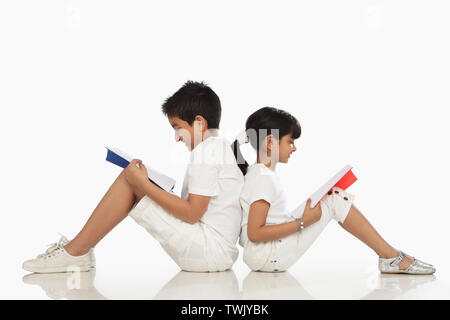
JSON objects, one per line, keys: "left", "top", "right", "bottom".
{"left": 266, "top": 134, "right": 273, "bottom": 151}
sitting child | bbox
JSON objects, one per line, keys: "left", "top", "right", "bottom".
{"left": 23, "top": 81, "right": 244, "bottom": 273}
{"left": 232, "top": 106, "right": 436, "bottom": 275}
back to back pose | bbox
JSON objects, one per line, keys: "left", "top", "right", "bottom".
{"left": 232, "top": 107, "right": 436, "bottom": 274}
{"left": 23, "top": 81, "right": 244, "bottom": 273}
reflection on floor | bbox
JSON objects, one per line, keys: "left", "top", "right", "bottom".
{"left": 22, "top": 270, "right": 107, "bottom": 300}
{"left": 22, "top": 268, "right": 437, "bottom": 300}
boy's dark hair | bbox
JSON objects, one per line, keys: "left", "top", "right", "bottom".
{"left": 161, "top": 81, "right": 221, "bottom": 129}
{"left": 232, "top": 106, "right": 301, "bottom": 175}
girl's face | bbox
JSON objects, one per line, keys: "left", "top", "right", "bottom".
{"left": 259, "top": 132, "right": 297, "bottom": 166}
{"left": 277, "top": 133, "right": 297, "bottom": 163}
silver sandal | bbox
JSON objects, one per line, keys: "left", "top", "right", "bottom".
{"left": 378, "top": 251, "right": 436, "bottom": 275}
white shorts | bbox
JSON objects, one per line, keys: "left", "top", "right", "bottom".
{"left": 243, "top": 186, "right": 356, "bottom": 272}
{"left": 128, "top": 193, "right": 238, "bottom": 272}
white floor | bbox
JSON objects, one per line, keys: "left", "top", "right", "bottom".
{"left": 18, "top": 267, "right": 446, "bottom": 300}
{"left": 6, "top": 224, "right": 450, "bottom": 300}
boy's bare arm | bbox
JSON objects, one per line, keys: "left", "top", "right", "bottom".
{"left": 139, "top": 179, "right": 211, "bottom": 224}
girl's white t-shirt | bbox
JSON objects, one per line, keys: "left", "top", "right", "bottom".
{"left": 180, "top": 135, "right": 245, "bottom": 246}
{"left": 239, "top": 163, "right": 290, "bottom": 247}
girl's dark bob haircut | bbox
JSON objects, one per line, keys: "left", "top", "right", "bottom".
{"left": 245, "top": 106, "right": 301, "bottom": 150}
{"left": 232, "top": 106, "right": 301, "bottom": 175}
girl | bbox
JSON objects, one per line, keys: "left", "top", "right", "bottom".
{"left": 232, "top": 106, "right": 436, "bottom": 274}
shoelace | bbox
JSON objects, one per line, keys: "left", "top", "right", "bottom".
{"left": 37, "top": 233, "right": 69, "bottom": 259}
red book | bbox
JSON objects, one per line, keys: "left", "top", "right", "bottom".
{"left": 323, "top": 168, "right": 357, "bottom": 201}
{"left": 289, "top": 165, "right": 358, "bottom": 219}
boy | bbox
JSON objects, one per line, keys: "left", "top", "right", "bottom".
{"left": 23, "top": 81, "right": 245, "bottom": 273}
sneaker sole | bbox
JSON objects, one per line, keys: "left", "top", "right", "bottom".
{"left": 23, "top": 265, "right": 95, "bottom": 274}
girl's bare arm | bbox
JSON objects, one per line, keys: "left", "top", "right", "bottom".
{"left": 247, "top": 199, "right": 322, "bottom": 242}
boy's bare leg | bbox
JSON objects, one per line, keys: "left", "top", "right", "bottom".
{"left": 338, "top": 205, "right": 415, "bottom": 270}
{"left": 63, "top": 169, "right": 145, "bottom": 256}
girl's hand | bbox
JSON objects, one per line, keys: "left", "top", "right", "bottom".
{"left": 301, "top": 198, "right": 322, "bottom": 227}
{"left": 124, "top": 159, "right": 148, "bottom": 190}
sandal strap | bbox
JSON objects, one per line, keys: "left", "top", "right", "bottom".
{"left": 390, "top": 251, "right": 407, "bottom": 267}
{"left": 404, "top": 258, "right": 418, "bottom": 272}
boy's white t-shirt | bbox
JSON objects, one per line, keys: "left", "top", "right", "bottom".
{"left": 180, "top": 134, "right": 245, "bottom": 246}
{"left": 239, "top": 163, "right": 290, "bottom": 247}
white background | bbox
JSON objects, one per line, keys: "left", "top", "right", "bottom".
{"left": 1, "top": 0, "right": 449, "bottom": 299}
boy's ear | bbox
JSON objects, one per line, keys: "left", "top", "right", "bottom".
{"left": 194, "top": 115, "right": 208, "bottom": 131}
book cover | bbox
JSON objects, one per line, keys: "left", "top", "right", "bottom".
{"left": 289, "top": 165, "right": 357, "bottom": 220}
{"left": 105, "top": 146, "right": 176, "bottom": 192}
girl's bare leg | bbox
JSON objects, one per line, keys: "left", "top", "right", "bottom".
{"left": 338, "top": 205, "right": 415, "bottom": 270}
{"left": 63, "top": 169, "right": 145, "bottom": 256}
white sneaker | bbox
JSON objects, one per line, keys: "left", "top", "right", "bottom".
{"left": 22, "top": 235, "right": 95, "bottom": 273}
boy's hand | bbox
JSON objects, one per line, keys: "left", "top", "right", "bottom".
{"left": 301, "top": 198, "right": 322, "bottom": 227}
{"left": 124, "top": 159, "right": 148, "bottom": 190}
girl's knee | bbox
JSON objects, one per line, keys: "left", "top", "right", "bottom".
{"left": 331, "top": 187, "right": 355, "bottom": 223}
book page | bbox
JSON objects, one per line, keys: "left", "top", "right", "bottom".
{"left": 105, "top": 146, "right": 176, "bottom": 192}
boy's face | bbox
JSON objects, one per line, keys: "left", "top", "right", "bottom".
{"left": 168, "top": 116, "right": 204, "bottom": 151}
{"left": 277, "top": 133, "right": 297, "bottom": 163}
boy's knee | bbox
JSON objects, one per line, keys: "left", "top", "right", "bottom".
{"left": 133, "top": 188, "right": 146, "bottom": 203}
{"left": 129, "top": 182, "right": 146, "bottom": 203}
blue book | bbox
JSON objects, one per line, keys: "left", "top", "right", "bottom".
{"left": 105, "top": 146, "right": 176, "bottom": 192}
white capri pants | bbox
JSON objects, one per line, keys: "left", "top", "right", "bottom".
{"left": 128, "top": 192, "right": 239, "bottom": 272}
{"left": 243, "top": 187, "right": 356, "bottom": 272}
